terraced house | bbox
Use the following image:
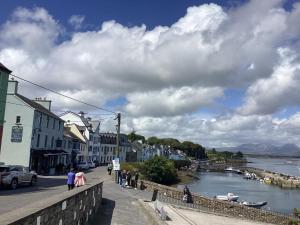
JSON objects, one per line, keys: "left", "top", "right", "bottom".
{"left": 0, "top": 80, "right": 65, "bottom": 174}
{"left": 0, "top": 63, "right": 11, "bottom": 151}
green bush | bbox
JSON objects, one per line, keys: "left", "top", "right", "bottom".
{"left": 172, "top": 160, "right": 192, "bottom": 170}
{"left": 141, "top": 156, "right": 178, "bottom": 185}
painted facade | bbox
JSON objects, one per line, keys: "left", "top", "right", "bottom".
{"left": 0, "top": 81, "right": 65, "bottom": 174}
{"left": 0, "top": 63, "right": 11, "bottom": 150}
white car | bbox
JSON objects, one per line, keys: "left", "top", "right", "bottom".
{"left": 0, "top": 165, "right": 37, "bottom": 190}
{"left": 88, "top": 161, "right": 95, "bottom": 168}
{"left": 77, "top": 161, "right": 89, "bottom": 170}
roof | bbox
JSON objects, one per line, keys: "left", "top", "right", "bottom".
{"left": 16, "top": 94, "right": 63, "bottom": 121}
{"left": 59, "top": 111, "right": 91, "bottom": 128}
{"left": 89, "top": 120, "right": 100, "bottom": 132}
{"left": 0, "top": 62, "right": 12, "bottom": 74}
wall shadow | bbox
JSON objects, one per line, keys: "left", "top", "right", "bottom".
{"left": 90, "top": 198, "right": 115, "bottom": 225}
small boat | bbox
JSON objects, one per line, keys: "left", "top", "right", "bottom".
{"left": 241, "top": 201, "right": 267, "bottom": 208}
{"left": 225, "top": 167, "right": 233, "bottom": 172}
{"left": 216, "top": 193, "right": 239, "bottom": 202}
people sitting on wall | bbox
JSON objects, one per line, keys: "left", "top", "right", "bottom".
{"left": 183, "top": 185, "right": 193, "bottom": 203}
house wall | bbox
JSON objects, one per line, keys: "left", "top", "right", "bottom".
{"left": 0, "top": 70, "right": 9, "bottom": 126}
{"left": 31, "top": 111, "right": 64, "bottom": 150}
{"left": 0, "top": 70, "right": 9, "bottom": 149}
{"left": 0, "top": 94, "right": 34, "bottom": 167}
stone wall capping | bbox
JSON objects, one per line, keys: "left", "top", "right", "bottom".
{"left": 0, "top": 179, "right": 104, "bottom": 225}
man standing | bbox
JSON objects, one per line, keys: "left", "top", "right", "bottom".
{"left": 67, "top": 169, "right": 75, "bottom": 190}
{"left": 134, "top": 172, "right": 139, "bottom": 190}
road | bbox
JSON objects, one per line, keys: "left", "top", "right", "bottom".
{"left": 0, "top": 166, "right": 107, "bottom": 215}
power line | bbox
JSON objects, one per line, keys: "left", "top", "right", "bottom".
{"left": 10, "top": 74, "right": 116, "bottom": 114}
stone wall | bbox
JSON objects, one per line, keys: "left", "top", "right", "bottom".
{"left": 0, "top": 181, "right": 103, "bottom": 225}
{"left": 140, "top": 180, "right": 299, "bottom": 225}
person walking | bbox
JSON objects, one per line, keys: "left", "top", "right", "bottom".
{"left": 107, "top": 162, "right": 113, "bottom": 175}
{"left": 126, "top": 171, "right": 131, "bottom": 187}
{"left": 121, "top": 170, "right": 127, "bottom": 188}
{"left": 74, "top": 170, "right": 87, "bottom": 187}
{"left": 134, "top": 172, "right": 139, "bottom": 190}
{"left": 67, "top": 169, "right": 76, "bottom": 190}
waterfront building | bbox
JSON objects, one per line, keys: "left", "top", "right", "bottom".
{"left": 0, "top": 80, "right": 65, "bottom": 174}
{"left": 0, "top": 63, "right": 11, "bottom": 150}
{"left": 100, "top": 133, "right": 132, "bottom": 164}
{"left": 63, "top": 124, "right": 88, "bottom": 165}
{"left": 60, "top": 111, "right": 100, "bottom": 163}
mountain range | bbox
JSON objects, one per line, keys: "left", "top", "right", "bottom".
{"left": 218, "top": 143, "right": 300, "bottom": 157}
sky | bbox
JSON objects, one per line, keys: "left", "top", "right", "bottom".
{"left": 1, "top": 0, "right": 300, "bottom": 148}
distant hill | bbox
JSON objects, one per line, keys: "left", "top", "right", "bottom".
{"left": 218, "top": 143, "right": 300, "bottom": 157}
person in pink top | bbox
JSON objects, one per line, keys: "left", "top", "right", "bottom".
{"left": 74, "top": 171, "right": 87, "bottom": 187}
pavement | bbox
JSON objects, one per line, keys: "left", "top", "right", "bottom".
{"left": 90, "top": 176, "right": 153, "bottom": 225}
{"left": 0, "top": 166, "right": 107, "bottom": 215}
{"left": 145, "top": 202, "right": 274, "bottom": 225}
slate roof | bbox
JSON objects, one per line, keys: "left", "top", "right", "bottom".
{"left": 16, "top": 94, "right": 63, "bottom": 121}
{"left": 0, "top": 62, "right": 12, "bottom": 73}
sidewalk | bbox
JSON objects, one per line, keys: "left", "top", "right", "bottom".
{"left": 90, "top": 176, "right": 153, "bottom": 225}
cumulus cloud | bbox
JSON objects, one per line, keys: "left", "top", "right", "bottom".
{"left": 0, "top": 1, "right": 300, "bottom": 146}
{"left": 238, "top": 48, "right": 300, "bottom": 115}
{"left": 68, "top": 15, "right": 85, "bottom": 30}
{"left": 125, "top": 86, "right": 223, "bottom": 117}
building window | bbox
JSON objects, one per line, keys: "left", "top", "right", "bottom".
{"left": 44, "top": 135, "right": 48, "bottom": 148}
{"left": 53, "top": 119, "right": 55, "bottom": 129}
{"left": 39, "top": 114, "right": 42, "bottom": 126}
{"left": 46, "top": 116, "right": 49, "bottom": 128}
{"left": 16, "top": 116, "right": 21, "bottom": 124}
{"left": 58, "top": 121, "right": 61, "bottom": 131}
{"left": 51, "top": 136, "right": 54, "bottom": 148}
{"left": 37, "top": 134, "right": 40, "bottom": 148}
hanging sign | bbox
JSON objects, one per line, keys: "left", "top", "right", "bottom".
{"left": 11, "top": 126, "right": 23, "bottom": 142}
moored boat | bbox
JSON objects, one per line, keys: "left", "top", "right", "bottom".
{"left": 241, "top": 201, "right": 267, "bottom": 208}
{"left": 216, "top": 193, "right": 239, "bottom": 202}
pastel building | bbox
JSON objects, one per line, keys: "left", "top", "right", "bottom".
{"left": 0, "top": 63, "right": 11, "bottom": 150}
{"left": 0, "top": 80, "right": 65, "bottom": 174}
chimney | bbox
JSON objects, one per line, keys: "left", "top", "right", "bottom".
{"left": 33, "top": 98, "right": 52, "bottom": 111}
{"left": 7, "top": 80, "right": 18, "bottom": 94}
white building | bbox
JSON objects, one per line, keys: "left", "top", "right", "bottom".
{"left": 100, "top": 133, "right": 132, "bottom": 164}
{"left": 59, "top": 111, "right": 100, "bottom": 163}
{"left": 63, "top": 124, "right": 88, "bottom": 165}
{"left": 0, "top": 80, "right": 65, "bottom": 174}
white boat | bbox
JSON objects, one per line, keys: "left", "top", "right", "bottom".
{"left": 241, "top": 201, "right": 267, "bottom": 208}
{"left": 225, "top": 167, "right": 233, "bottom": 172}
{"left": 216, "top": 193, "right": 239, "bottom": 202}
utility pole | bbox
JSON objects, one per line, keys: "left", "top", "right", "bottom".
{"left": 114, "top": 112, "right": 121, "bottom": 183}
{"left": 116, "top": 112, "right": 121, "bottom": 158}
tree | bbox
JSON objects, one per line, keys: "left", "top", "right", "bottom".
{"left": 127, "top": 131, "right": 145, "bottom": 143}
{"left": 147, "top": 136, "right": 160, "bottom": 145}
{"left": 141, "top": 156, "right": 178, "bottom": 184}
{"left": 234, "top": 151, "right": 244, "bottom": 159}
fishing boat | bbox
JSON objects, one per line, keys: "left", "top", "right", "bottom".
{"left": 216, "top": 193, "right": 239, "bottom": 202}
{"left": 241, "top": 201, "right": 267, "bottom": 209}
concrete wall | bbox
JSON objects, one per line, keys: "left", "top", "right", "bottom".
{"left": 140, "top": 180, "right": 299, "bottom": 225}
{"left": 0, "top": 181, "right": 103, "bottom": 225}
{"left": 0, "top": 94, "right": 34, "bottom": 166}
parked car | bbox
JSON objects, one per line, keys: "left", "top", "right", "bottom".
{"left": 88, "top": 161, "right": 95, "bottom": 168}
{"left": 0, "top": 165, "right": 37, "bottom": 190}
{"left": 93, "top": 160, "right": 100, "bottom": 167}
{"left": 76, "top": 161, "right": 89, "bottom": 170}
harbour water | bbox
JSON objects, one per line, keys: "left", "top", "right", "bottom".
{"left": 187, "top": 157, "right": 300, "bottom": 214}
{"left": 247, "top": 156, "right": 300, "bottom": 177}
